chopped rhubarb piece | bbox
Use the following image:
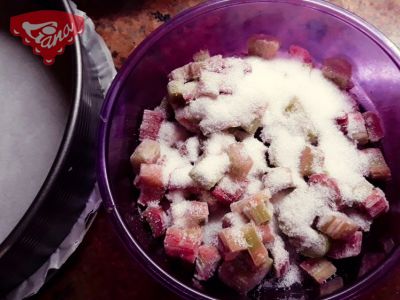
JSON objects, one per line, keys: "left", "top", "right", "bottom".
{"left": 134, "top": 164, "right": 164, "bottom": 190}
{"left": 257, "top": 224, "right": 275, "bottom": 244}
{"left": 198, "top": 191, "right": 220, "bottom": 213}
{"left": 242, "top": 223, "right": 270, "bottom": 267}
{"left": 158, "top": 121, "right": 189, "bottom": 147}
{"left": 346, "top": 112, "right": 368, "bottom": 145}
{"left": 169, "top": 64, "right": 190, "bottom": 81}
{"left": 195, "top": 245, "right": 221, "bottom": 281}
{"left": 309, "top": 174, "right": 342, "bottom": 208}
{"left": 142, "top": 206, "right": 169, "bottom": 238}
{"left": 263, "top": 167, "right": 295, "bottom": 195}
{"left": 300, "top": 258, "right": 337, "bottom": 284}
{"left": 189, "top": 153, "right": 230, "bottom": 190}
{"left": 231, "top": 191, "right": 272, "bottom": 225}
{"left": 174, "top": 107, "right": 200, "bottom": 133}
{"left": 130, "top": 139, "right": 161, "bottom": 171}
{"left": 164, "top": 226, "right": 202, "bottom": 264}
{"left": 358, "top": 252, "right": 385, "bottom": 277}
{"left": 336, "top": 115, "right": 348, "bottom": 135}
{"left": 241, "top": 117, "right": 262, "bottom": 134}
{"left": 137, "top": 187, "right": 164, "bottom": 206}
{"left": 218, "top": 252, "right": 272, "bottom": 293}
{"left": 178, "top": 136, "right": 201, "bottom": 163}
{"left": 360, "top": 187, "right": 389, "bottom": 218}
{"left": 363, "top": 111, "right": 384, "bottom": 142}
{"left": 289, "top": 45, "right": 313, "bottom": 66}
{"left": 248, "top": 35, "right": 280, "bottom": 59}
{"left": 211, "top": 176, "right": 247, "bottom": 204}
{"left": 317, "top": 213, "right": 359, "bottom": 240}
{"left": 299, "top": 146, "right": 324, "bottom": 177}
{"left": 171, "top": 200, "right": 209, "bottom": 226}
{"left": 320, "top": 276, "right": 344, "bottom": 296}
{"left": 139, "top": 110, "right": 164, "bottom": 141}
{"left": 221, "top": 212, "right": 247, "bottom": 228}
{"left": 361, "top": 148, "right": 391, "bottom": 181}
{"left": 193, "top": 49, "right": 210, "bottom": 62}
{"left": 219, "top": 227, "right": 248, "bottom": 253}
{"left": 328, "top": 231, "right": 362, "bottom": 259}
{"left": 322, "top": 57, "right": 353, "bottom": 90}
{"left": 226, "top": 143, "right": 253, "bottom": 179}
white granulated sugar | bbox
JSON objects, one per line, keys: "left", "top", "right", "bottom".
{"left": 171, "top": 201, "right": 190, "bottom": 227}
{"left": 276, "top": 186, "right": 332, "bottom": 247}
{"left": 184, "top": 136, "right": 201, "bottom": 162}
{"left": 217, "top": 176, "right": 242, "bottom": 194}
{"left": 263, "top": 167, "right": 295, "bottom": 195}
{"left": 242, "top": 137, "right": 268, "bottom": 176}
{"left": 276, "top": 263, "right": 302, "bottom": 287}
{"left": 191, "top": 153, "right": 230, "bottom": 188}
{"left": 203, "top": 132, "right": 236, "bottom": 155}
{"left": 158, "top": 121, "right": 187, "bottom": 146}
{"left": 160, "top": 144, "right": 191, "bottom": 185}
{"left": 165, "top": 190, "right": 186, "bottom": 203}
{"left": 346, "top": 209, "right": 372, "bottom": 232}
{"left": 169, "top": 165, "right": 196, "bottom": 189}
{"left": 203, "top": 220, "right": 223, "bottom": 246}
{"left": 244, "top": 176, "right": 264, "bottom": 196}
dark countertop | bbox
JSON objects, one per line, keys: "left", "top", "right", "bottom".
{"left": 33, "top": 0, "right": 400, "bottom": 299}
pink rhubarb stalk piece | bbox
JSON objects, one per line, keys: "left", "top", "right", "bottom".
{"left": 164, "top": 226, "right": 203, "bottom": 264}
{"left": 247, "top": 35, "right": 280, "bottom": 60}
{"left": 300, "top": 258, "right": 337, "bottom": 284}
{"left": 139, "top": 109, "right": 164, "bottom": 141}
{"left": 363, "top": 111, "right": 384, "bottom": 142}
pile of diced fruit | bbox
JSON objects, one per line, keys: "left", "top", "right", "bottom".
{"left": 130, "top": 35, "right": 391, "bottom": 294}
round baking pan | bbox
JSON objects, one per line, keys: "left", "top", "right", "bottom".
{"left": 0, "top": 0, "right": 103, "bottom": 295}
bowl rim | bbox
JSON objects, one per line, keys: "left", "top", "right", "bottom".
{"left": 97, "top": 1, "right": 400, "bottom": 299}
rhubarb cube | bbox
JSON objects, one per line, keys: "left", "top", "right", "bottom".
{"left": 336, "top": 115, "right": 348, "bottom": 135}
{"left": 142, "top": 206, "right": 169, "bottom": 238}
{"left": 174, "top": 107, "right": 201, "bottom": 133}
{"left": 226, "top": 143, "right": 253, "bottom": 179}
{"left": 300, "top": 258, "right": 337, "bottom": 284}
{"left": 257, "top": 224, "right": 275, "bottom": 244}
{"left": 137, "top": 187, "right": 164, "bottom": 206}
{"left": 130, "top": 139, "right": 161, "bottom": 171}
{"left": 322, "top": 57, "right": 353, "bottom": 90}
{"left": 171, "top": 200, "right": 209, "bottom": 227}
{"left": 360, "top": 187, "right": 389, "bottom": 218}
{"left": 139, "top": 110, "right": 164, "bottom": 141}
{"left": 189, "top": 153, "right": 230, "bottom": 190}
{"left": 218, "top": 252, "right": 272, "bottom": 293}
{"left": 363, "top": 111, "right": 384, "bottom": 142}
{"left": 299, "top": 146, "right": 324, "bottom": 177}
{"left": 327, "top": 231, "right": 362, "bottom": 259}
{"left": 134, "top": 164, "right": 164, "bottom": 189}
{"left": 211, "top": 176, "right": 247, "bottom": 204}
{"left": 320, "top": 276, "right": 344, "bottom": 296}
{"left": 164, "top": 226, "right": 202, "bottom": 264}
{"left": 242, "top": 223, "right": 270, "bottom": 267}
{"left": 219, "top": 227, "right": 248, "bottom": 254}
{"left": 361, "top": 148, "right": 391, "bottom": 181}
{"left": 195, "top": 245, "right": 221, "bottom": 281}
{"left": 289, "top": 45, "right": 313, "bottom": 66}
{"left": 309, "top": 174, "right": 342, "bottom": 208}
{"left": 346, "top": 112, "right": 368, "bottom": 145}
{"left": 263, "top": 167, "right": 295, "bottom": 195}
{"left": 247, "top": 35, "right": 280, "bottom": 59}
{"left": 317, "top": 213, "right": 359, "bottom": 240}
{"left": 231, "top": 191, "right": 272, "bottom": 225}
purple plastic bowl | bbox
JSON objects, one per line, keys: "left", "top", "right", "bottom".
{"left": 98, "top": 0, "right": 400, "bottom": 299}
